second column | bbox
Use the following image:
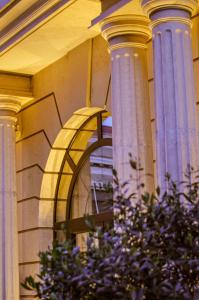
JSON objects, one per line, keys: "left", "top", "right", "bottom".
{"left": 101, "top": 15, "right": 154, "bottom": 190}
{"left": 141, "top": 0, "right": 199, "bottom": 189}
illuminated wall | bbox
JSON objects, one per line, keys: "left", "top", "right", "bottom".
{"left": 16, "top": 14, "right": 199, "bottom": 299}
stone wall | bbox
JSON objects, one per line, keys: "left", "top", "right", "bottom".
{"left": 17, "top": 14, "right": 199, "bottom": 297}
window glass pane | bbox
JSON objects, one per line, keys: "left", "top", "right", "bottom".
{"left": 91, "top": 146, "right": 113, "bottom": 214}
{"left": 102, "top": 116, "right": 112, "bottom": 139}
{"left": 71, "top": 146, "right": 113, "bottom": 219}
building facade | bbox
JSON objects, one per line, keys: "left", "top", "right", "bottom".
{"left": 1, "top": 0, "right": 199, "bottom": 299}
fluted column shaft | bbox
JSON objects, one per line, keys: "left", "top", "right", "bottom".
{"left": 142, "top": 0, "right": 199, "bottom": 189}
{"left": 0, "top": 97, "right": 21, "bottom": 300}
{"left": 101, "top": 16, "right": 154, "bottom": 190}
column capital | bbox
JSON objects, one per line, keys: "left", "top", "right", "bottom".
{"left": 101, "top": 15, "right": 151, "bottom": 51}
{"left": 0, "top": 95, "right": 21, "bottom": 115}
{"left": 141, "top": 0, "right": 198, "bottom": 17}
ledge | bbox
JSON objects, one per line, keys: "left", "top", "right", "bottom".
{"left": 0, "top": 71, "right": 34, "bottom": 106}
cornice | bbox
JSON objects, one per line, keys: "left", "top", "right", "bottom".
{"left": 0, "top": 96, "right": 21, "bottom": 113}
{"left": 0, "top": 0, "right": 76, "bottom": 54}
{"left": 101, "top": 15, "right": 151, "bottom": 43}
{"left": 141, "top": 0, "right": 198, "bottom": 16}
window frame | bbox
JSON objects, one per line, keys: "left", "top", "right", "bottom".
{"left": 54, "top": 111, "right": 113, "bottom": 240}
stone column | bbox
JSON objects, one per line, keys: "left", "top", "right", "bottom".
{"left": 0, "top": 96, "right": 21, "bottom": 300}
{"left": 101, "top": 15, "right": 154, "bottom": 191}
{"left": 141, "top": 0, "right": 199, "bottom": 189}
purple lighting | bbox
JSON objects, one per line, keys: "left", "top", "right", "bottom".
{"left": 0, "top": 0, "right": 12, "bottom": 9}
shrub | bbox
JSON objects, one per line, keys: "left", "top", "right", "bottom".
{"left": 22, "top": 167, "right": 199, "bottom": 299}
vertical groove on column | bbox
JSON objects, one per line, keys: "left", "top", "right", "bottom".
{"left": 132, "top": 52, "right": 140, "bottom": 161}
{"left": 112, "top": 54, "right": 121, "bottom": 178}
{"left": 165, "top": 29, "right": 179, "bottom": 181}
{"left": 154, "top": 32, "right": 167, "bottom": 188}
{"left": 174, "top": 29, "right": 185, "bottom": 177}
{"left": 181, "top": 30, "right": 191, "bottom": 170}
{"left": 183, "top": 29, "right": 199, "bottom": 169}
{"left": 119, "top": 54, "right": 125, "bottom": 179}
{"left": 133, "top": 51, "right": 141, "bottom": 187}
{"left": 1, "top": 123, "right": 5, "bottom": 300}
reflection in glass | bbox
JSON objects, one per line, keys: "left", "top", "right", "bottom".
{"left": 55, "top": 113, "right": 113, "bottom": 248}
{"left": 102, "top": 116, "right": 112, "bottom": 138}
{"left": 71, "top": 145, "right": 113, "bottom": 219}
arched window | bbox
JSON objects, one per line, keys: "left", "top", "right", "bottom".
{"left": 54, "top": 110, "right": 113, "bottom": 247}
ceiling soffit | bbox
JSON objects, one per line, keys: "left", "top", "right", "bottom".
{"left": 0, "top": 0, "right": 77, "bottom": 54}
{"left": 0, "top": 0, "right": 145, "bottom": 74}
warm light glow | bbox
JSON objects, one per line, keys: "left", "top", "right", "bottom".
{"left": 40, "top": 173, "right": 59, "bottom": 199}
{"left": 45, "top": 149, "right": 66, "bottom": 173}
{"left": 40, "top": 107, "right": 105, "bottom": 201}
{"left": 39, "top": 107, "right": 111, "bottom": 230}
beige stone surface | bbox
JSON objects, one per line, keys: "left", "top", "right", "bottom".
{"left": 38, "top": 200, "right": 54, "bottom": 227}
{"left": 0, "top": 72, "right": 32, "bottom": 100}
{"left": 18, "top": 94, "right": 61, "bottom": 146}
{"left": 147, "top": 41, "right": 154, "bottom": 80}
{"left": 194, "top": 59, "right": 199, "bottom": 103}
{"left": 17, "top": 167, "right": 43, "bottom": 201}
{"left": 16, "top": 132, "right": 51, "bottom": 172}
{"left": 33, "top": 40, "right": 91, "bottom": 125}
{"left": 19, "top": 229, "right": 53, "bottom": 263}
{"left": 192, "top": 15, "right": 199, "bottom": 59}
{"left": 19, "top": 263, "right": 39, "bottom": 297}
{"left": 18, "top": 199, "right": 39, "bottom": 232}
{"left": 149, "top": 80, "right": 155, "bottom": 120}
{"left": 91, "top": 36, "right": 111, "bottom": 110}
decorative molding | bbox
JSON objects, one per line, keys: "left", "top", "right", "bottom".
{"left": 0, "top": 71, "right": 33, "bottom": 105}
{"left": 0, "top": 95, "right": 21, "bottom": 113}
{"left": 141, "top": 0, "right": 198, "bottom": 16}
{"left": 151, "top": 17, "right": 192, "bottom": 28}
{"left": 109, "top": 42, "right": 147, "bottom": 51}
{"left": 0, "top": 116, "right": 17, "bottom": 124}
{"left": 101, "top": 15, "right": 151, "bottom": 40}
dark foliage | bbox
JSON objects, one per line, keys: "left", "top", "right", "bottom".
{"left": 22, "top": 166, "right": 199, "bottom": 299}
